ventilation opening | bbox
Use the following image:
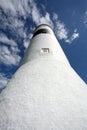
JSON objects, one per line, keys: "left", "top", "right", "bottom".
{"left": 33, "top": 29, "right": 49, "bottom": 37}
{"left": 40, "top": 48, "right": 50, "bottom": 54}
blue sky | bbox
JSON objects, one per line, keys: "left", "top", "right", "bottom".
{"left": 0, "top": 0, "right": 87, "bottom": 90}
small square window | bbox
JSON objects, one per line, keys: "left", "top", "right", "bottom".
{"left": 40, "top": 48, "right": 50, "bottom": 53}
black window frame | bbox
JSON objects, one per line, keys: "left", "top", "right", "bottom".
{"left": 33, "top": 29, "right": 49, "bottom": 37}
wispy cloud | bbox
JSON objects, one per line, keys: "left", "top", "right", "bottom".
{"left": 0, "top": 0, "right": 52, "bottom": 25}
{"left": 23, "top": 33, "right": 33, "bottom": 48}
{"left": 53, "top": 13, "right": 68, "bottom": 40}
{"left": 65, "top": 29, "right": 79, "bottom": 43}
{"left": 83, "top": 11, "right": 87, "bottom": 27}
{"left": 31, "top": 5, "right": 53, "bottom": 26}
{"left": 0, "top": 0, "right": 31, "bottom": 17}
{"left": 53, "top": 13, "right": 79, "bottom": 43}
{"left": 0, "top": 0, "right": 79, "bottom": 45}
{"left": 0, "top": 45, "right": 21, "bottom": 65}
{"left": 0, "top": 33, "right": 17, "bottom": 46}
{"left": 0, "top": 33, "right": 21, "bottom": 65}
{"left": 0, "top": 73, "right": 9, "bottom": 90}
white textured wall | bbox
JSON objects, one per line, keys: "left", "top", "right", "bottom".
{"left": 22, "top": 24, "right": 69, "bottom": 65}
{"left": 0, "top": 24, "right": 87, "bottom": 130}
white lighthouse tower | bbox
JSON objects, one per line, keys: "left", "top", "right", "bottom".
{"left": 0, "top": 24, "right": 87, "bottom": 130}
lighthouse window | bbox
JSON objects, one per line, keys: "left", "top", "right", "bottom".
{"left": 33, "top": 29, "right": 49, "bottom": 37}
{"left": 41, "top": 48, "right": 50, "bottom": 53}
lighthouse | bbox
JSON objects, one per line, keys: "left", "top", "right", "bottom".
{"left": 0, "top": 24, "right": 87, "bottom": 130}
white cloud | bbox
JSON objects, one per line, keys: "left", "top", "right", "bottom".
{"left": 53, "top": 13, "right": 68, "bottom": 40}
{"left": 83, "top": 11, "right": 87, "bottom": 27}
{"left": 0, "top": 0, "right": 31, "bottom": 41}
{"left": 23, "top": 39, "right": 30, "bottom": 49}
{"left": 0, "top": 32, "right": 21, "bottom": 66}
{"left": 56, "top": 21, "right": 68, "bottom": 40}
{"left": 0, "top": 73, "right": 9, "bottom": 89}
{"left": 53, "top": 13, "right": 58, "bottom": 20}
{"left": 0, "top": 45, "right": 21, "bottom": 65}
{"left": 39, "top": 12, "right": 53, "bottom": 26}
{"left": 0, "top": 0, "right": 79, "bottom": 45}
{"left": 0, "top": 33, "right": 17, "bottom": 46}
{"left": 65, "top": 30, "right": 79, "bottom": 43}
{"left": 23, "top": 40, "right": 30, "bottom": 49}
{"left": 71, "top": 32, "right": 79, "bottom": 41}
{"left": 0, "top": 0, "right": 52, "bottom": 26}
{"left": 53, "top": 13, "right": 79, "bottom": 43}
{"left": 0, "top": 0, "right": 16, "bottom": 14}
{"left": 30, "top": 0, "right": 53, "bottom": 26}
{"left": 0, "top": 0, "right": 80, "bottom": 44}
{"left": 0, "top": 0, "right": 31, "bottom": 17}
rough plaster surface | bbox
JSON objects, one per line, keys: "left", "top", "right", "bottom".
{"left": 0, "top": 58, "right": 87, "bottom": 130}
